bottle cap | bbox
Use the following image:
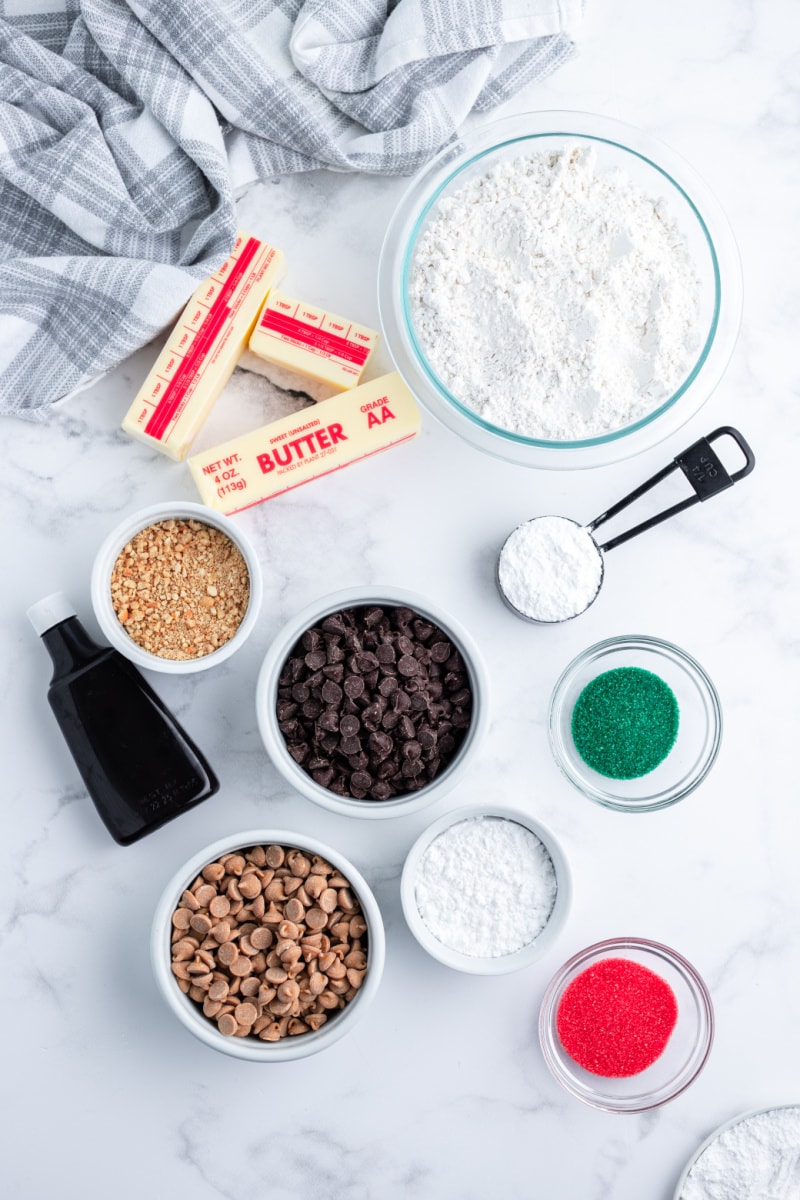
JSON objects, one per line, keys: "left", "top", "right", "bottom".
{"left": 27, "top": 593, "right": 76, "bottom": 636}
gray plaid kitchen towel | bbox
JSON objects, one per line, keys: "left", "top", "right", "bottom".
{"left": 0, "top": 0, "right": 582, "bottom": 417}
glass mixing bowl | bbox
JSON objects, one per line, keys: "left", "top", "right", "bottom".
{"left": 378, "top": 111, "right": 742, "bottom": 469}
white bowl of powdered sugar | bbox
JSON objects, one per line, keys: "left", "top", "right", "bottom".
{"left": 400, "top": 804, "right": 571, "bottom": 974}
{"left": 378, "top": 110, "right": 742, "bottom": 469}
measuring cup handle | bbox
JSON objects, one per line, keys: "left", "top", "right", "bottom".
{"left": 590, "top": 426, "right": 756, "bottom": 553}
{"left": 675, "top": 426, "right": 756, "bottom": 495}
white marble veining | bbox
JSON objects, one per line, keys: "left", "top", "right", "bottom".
{"left": 2, "top": 3, "right": 800, "bottom": 1197}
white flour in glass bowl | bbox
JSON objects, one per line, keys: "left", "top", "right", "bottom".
{"left": 409, "top": 144, "right": 702, "bottom": 442}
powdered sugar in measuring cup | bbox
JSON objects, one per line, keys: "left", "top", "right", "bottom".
{"left": 497, "top": 427, "right": 755, "bottom": 624}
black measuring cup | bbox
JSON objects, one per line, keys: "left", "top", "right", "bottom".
{"left": 497, "top": 427, "right": 756, "bottom": 623}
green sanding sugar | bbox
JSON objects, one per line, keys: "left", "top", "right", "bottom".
{"left": 571, "top": 667, "right": 679, "bottom": 779}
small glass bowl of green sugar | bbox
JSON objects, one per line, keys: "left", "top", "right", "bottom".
{"left": 548, "top": 635, "right": 722, "bottom": 812}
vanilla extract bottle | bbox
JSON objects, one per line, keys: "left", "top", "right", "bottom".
{"left": 28, "top": 594, "right": 219, "bottom": 845}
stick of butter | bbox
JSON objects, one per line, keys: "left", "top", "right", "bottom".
{"left": 187, "top": 371, "right": 420, "bottom": 514}
{"left": 248, "top": 291, "right": 379, "bottom": 391}
{"left": 122, "top": 232, "right": 285, "bottom": 460}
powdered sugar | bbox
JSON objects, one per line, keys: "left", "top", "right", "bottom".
{"left": 497, "top": 516, "right": 603, "bottom": 622}
{"left": 679, "top": 1106, "right": 800, "bottom": 1200}
{"left": 410, "top": 144, "right": 701, "bottom": 440}
{"left": 414, "top": 815, "right": 557, "bottom": 957}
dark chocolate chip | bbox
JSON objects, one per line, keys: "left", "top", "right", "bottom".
{"left": 397, "top": 655, "right": 418, "bottom": 677}
{"left": 304, "top": 650, "right": 327, "bottom": 670}
{"left": 291, "top": 682, "right": 310, "bottom": 703}
{"left": 321, "top": 680, "right": 343, "bottom": 706}
{"left": 430, "top": 641, "right": 452, "bottom": 663}
{"left": 302, "top": 629, "right": 322, "bottom": 653}
{"left": 339, "top": 714, "right": 361, "bottom": 738}
{"left": 343, "top": 675, "right": 365, "bottom": 699}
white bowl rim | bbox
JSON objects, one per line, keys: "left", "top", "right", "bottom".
{"left": 400, "top": 802, "right": 572, "bottom": 974}
{"left": 672, "top": 1102, "right": 800, "bottom": 1198}
{"left": 256, "top": 585, "right": 490, "bottom": 819}
{"left": 90, "top": 500, "right": 263, "bottom": 674}
{"left": 150, "top": 827, "right": 386, "bottom": 1061}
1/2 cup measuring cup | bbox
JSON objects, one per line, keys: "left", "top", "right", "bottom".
{"left": 497, "top": 427, "right": 755, "bottom": 624}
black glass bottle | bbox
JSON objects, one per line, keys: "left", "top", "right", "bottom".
{"left": 28, "top": 594, "right": 219, "bottom": 845}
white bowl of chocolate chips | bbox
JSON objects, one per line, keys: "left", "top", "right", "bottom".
{"left": 256, "top": 586, "right": 490, "bottom": 819}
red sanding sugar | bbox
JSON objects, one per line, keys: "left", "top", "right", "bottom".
{"left": 556, "top": 957, "right": 678, "bottom": 1077}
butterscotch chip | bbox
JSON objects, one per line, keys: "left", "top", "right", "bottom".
{"left": 194, "top": 884, "right": 217, "bottom": 908}
{"left": 217, "top": 941, "right": 238, "bottom": 967}
{"left": 172, "top": 908, "right": 193, "bottom": 930}
{"left": 234, "top": 1002, "right": 258, "bottom": 1027}
{"left": 238, "top": 874, "right": 261, "bottom": 899}
{"left": 250, "top": 927, "right": 273, "bottom": 951}
{"left": 172, "top": 939, "right": 197, "bottom": 961}
{"left": 229, "top": 955, "right": 252, "bottom": 977}
{"left": 202, "top": 862, "right": 225, "bottom": 883}
{"left": 217, "top": 1013, "right": 238, "bottom": 1037}
{"left": 209, "top": 895, "right": 230, "bottom": 919}
{"left": 284, "top": 898, "right": 305, "bottom": 923}
{"left": 305, "top": 907, "right": 328, "bottom": 931}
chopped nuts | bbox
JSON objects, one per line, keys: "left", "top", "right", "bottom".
{"left": 170, "top": 844, "right": 369, "bottom": 1042}
{"left": 110, "top": 518, "right": 249, "bottom": 661}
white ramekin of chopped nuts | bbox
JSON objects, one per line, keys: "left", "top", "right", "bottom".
{"left": 90, "top": 502, "right": 263, "bottom": 673}
{"left": 151, "top": 830, "right": 385, "bottom": 1060}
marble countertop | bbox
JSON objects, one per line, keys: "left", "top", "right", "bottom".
{"left": 3, "top": 3, "right": 798, "bottom": 1197}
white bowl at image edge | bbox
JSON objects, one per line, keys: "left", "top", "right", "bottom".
{"left": 400, "top": 804, "right": 572, "bottom": 974}
{"left": 672, "top": 1104, "right": 800, "bottom": 1199}
{"left": 90, "top": 501, "right": 263, "bottom": 674}
{"left": 150, "top": 829, "right": 386, "bottom": 1061}
{"left": 256, "top": 586, "right": 490, "bottom": 819}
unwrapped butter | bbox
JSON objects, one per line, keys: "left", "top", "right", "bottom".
{"left": 187, "top": 372, "right": 420, "bottom": 514}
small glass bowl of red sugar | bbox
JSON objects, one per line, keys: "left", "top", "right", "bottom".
{"left": 538, "top": 937, "right": 714, "bottom": 1112}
